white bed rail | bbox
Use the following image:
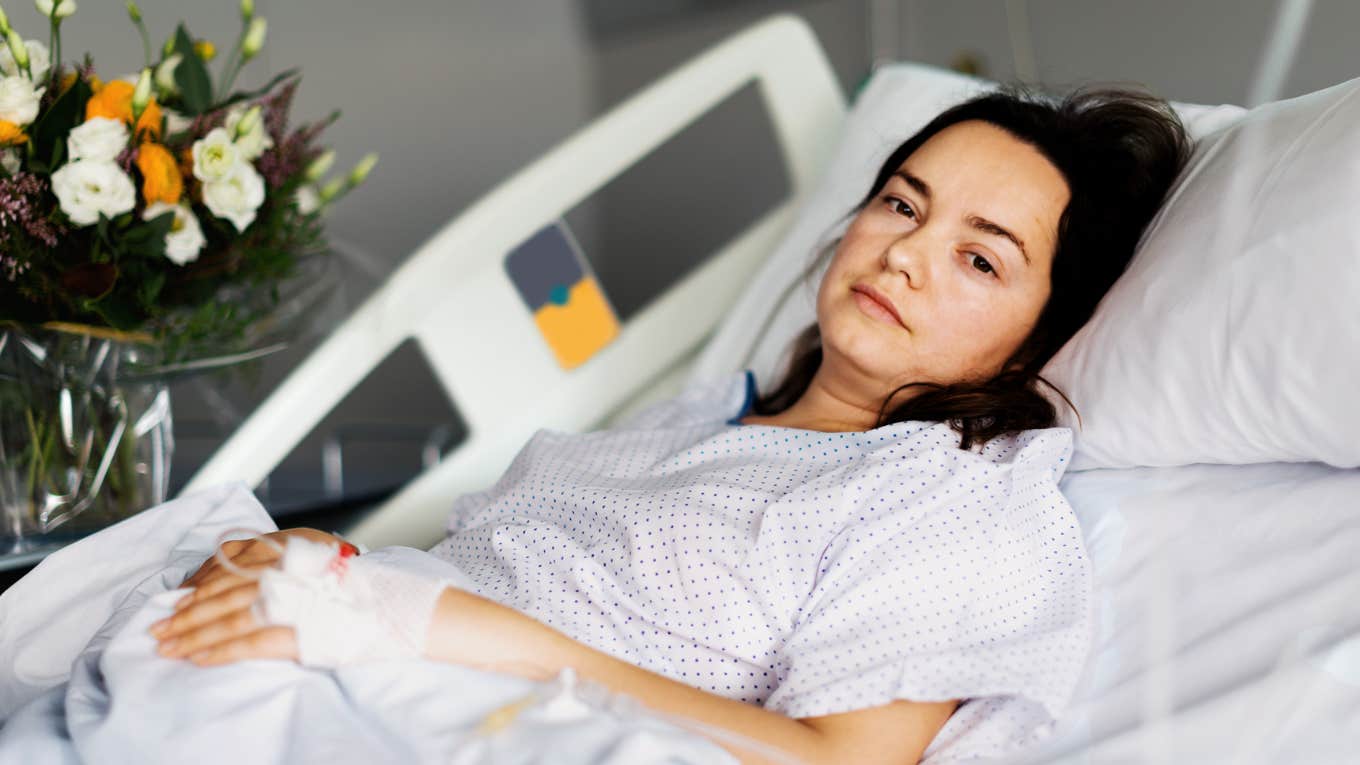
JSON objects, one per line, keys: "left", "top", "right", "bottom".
{"left": 181, "top": 14, "right": 847, "bottom": 549}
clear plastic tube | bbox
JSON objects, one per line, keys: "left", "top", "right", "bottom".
{"left": 211, "top": 527, "right": 285, "bottom": 580}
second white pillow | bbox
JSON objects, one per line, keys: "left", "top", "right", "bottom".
{"left": 1043, "top": 76, "right": 1360, "bottom": 470}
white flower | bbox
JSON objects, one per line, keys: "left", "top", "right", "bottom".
{"left": 295, "top": 184, "right": 320, "bottom": 215}
{"left": 0, "top": 75, "right": 44, "bottom": 126}
{"left": 0, "top": 148, "right": 20, "bottom": 175}
{"left": 51, "top": 160, "right": 137, "bottom": 226}
{"left": 162, "top": 107, "right": 194, "bottom": 135}
{"left": 35, "top": 0, "right": 77, "bottom": 20}
{"left": 131, "top": 68, "right": 152, "bottom": 114}
{"left": 66, "top": 117, "right": 129, "bottom": 163}
{"left": 317, "top": 177, "right": 343, "bottom": 203}
{"left": 347, "top": 152, "right": 378, "bottom": 185}
{"left": 202, "top": 162, "right": 265, "bottom": 232}
{"left": 0, "top": 39, "right": 50, "bottom": 82}
{"left": 143, "top": 201, "right": 206, "bottom": 265}
{"left": 191, "top": 127, "right": 241, "bottom": 183}
{"left": 303, "top": 149, "right": 334, "bottom": 182}
{"left": 224, "top": 104, "right": 273, "bottom": 161}
{"left": 154, "top": 53, "right": 181, "bottom": 95}
{"left": 241, "top": 17, "right": 266, "bottom": 58}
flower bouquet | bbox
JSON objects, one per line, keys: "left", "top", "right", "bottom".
{"left": 0, "top": 0, "right": 375, "bottom": 552}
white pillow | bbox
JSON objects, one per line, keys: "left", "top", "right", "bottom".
{"left": 694, "top": 62, "right": 1267, "bottom": 465}
{"left": 1043, "top": 75, "right": 1360, "bottom": 470}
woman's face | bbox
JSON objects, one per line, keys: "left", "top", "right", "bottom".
{"left": 816, "top": 120, "right": 1069, "bottom": 405}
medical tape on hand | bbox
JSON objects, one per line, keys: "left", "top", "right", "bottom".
{"left": 251, "top": 536, "right": 448, "bottom": 667}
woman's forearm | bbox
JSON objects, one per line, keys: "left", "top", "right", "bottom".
{"left": 423, "top": 587, "right": 838, "bottom": 765}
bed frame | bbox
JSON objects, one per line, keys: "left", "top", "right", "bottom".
{"left": 180, "top": 15, "right": 848, "bottom": 550}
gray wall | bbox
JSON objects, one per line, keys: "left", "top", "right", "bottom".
{"left": 12, "top": 1, "right": 1355, "bottom": 509}
{"left": 894, "top": 0, "right": 1356, "bottom": 104}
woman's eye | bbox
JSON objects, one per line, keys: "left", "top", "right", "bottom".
{"left": 885, "top": 196, "right": 916, "bottom": 219}
{"left": 968, "top": 253, "right": 997, "bottom": 276}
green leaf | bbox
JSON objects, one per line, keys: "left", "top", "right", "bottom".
{"left": 85, "top": 292, "right": 143, "bottom": 331}
{"left": 121, "top": 211, "right": 175, "bottom": 259}
{"left": 137, "top": 270, "right": 167, "bottom": 310}
{"left": 29, "top": 77, "right": 92, "bottom": 172}
{"left": 93, "top": 215, "right": 116, "bottom": 260}
{"left": 212, "top": 68, "right": 300, "bottom": 112}
{"left": 172, "top": 24, "right": 214, "bottom": 115}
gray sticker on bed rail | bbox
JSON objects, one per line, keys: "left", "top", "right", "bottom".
{"left": 503, "top": 221, "right": 620, "bottom": 371}
{"left": 504, "top": 223, "right": 587, "bottom": 309}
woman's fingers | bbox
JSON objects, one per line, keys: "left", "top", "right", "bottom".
{"left": 156, "top": 600, "right": 260, "bottom": 659}
{"left": 181, "top": 533, "right": 299, "bottom": 590}
{"left": 180, "top": 538, "right": 255, "bottom": 588}
{"left": 180, "top": 545, "right": 284, "bottom": 601}
{"left": 177, "top": 567, "right": 265, "bottom": 607}
{"left": 152, "top": 581, "right": 259, "bottom": 642}
{"left": 185, "top": 626, "right": 297, "bottom": 666}
{"left": 150, "top": 574, "right": 300, "bottom": 665}
{"left": 180, "top": 557, "right": 219, "bottom": 589}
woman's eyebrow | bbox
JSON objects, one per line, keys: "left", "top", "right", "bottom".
{"left": 967, "top": 216, "right": 1030, "bottom": 267}
{"left": 892, "top": 170, "right": 931, "bottom": 200}
{"left": 892, "top": 169, "right": 1030, "bottom": 267}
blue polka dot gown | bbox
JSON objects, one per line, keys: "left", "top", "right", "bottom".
{"left": 427, "top": 370, "right": 1093, "bottom": 762}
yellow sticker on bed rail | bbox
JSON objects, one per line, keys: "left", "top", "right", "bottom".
{"left": 505, "top": 223, "right": 620, "bottom": 370}
{"left": 532, "top": 276, "right": 619, "bottom": 369}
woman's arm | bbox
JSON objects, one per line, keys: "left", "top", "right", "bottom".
{"left": 428, "top": 587, "right": 958, "bottom": 765}
{"left": 153, "top": 534, "right": 957, "bottom": 764}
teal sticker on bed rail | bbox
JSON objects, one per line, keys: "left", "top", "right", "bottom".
{"left": 504, "top": 223, "right": 620, "bottom": 370}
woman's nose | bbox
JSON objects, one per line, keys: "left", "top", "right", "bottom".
{"left": 884, "top": 232, "right": 934, "bottom": 289}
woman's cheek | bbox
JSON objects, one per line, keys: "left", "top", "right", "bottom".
{"left": 942, "top": 301, "right": 1019, "bottom": 376}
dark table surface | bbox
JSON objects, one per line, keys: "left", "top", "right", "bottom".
{"left": 0, "top": 492, "right": 387, "bottom": 596}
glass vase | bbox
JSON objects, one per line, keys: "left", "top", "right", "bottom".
{"left": 0, "top": 326, "right": 172, "bottom": 555}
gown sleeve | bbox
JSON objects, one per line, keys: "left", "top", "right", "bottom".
{"left": 763, "top": 427, "right": 1093, "bottom": 738}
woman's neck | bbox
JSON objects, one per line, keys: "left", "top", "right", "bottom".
{"left": 752, "top": 365, "right": 887, "bottom": 433}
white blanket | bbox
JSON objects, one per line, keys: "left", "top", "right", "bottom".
{"left": 0, "top": 485, "right": 733, "bottom": 765}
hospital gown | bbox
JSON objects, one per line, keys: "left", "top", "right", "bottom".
{"left": 428, "top": 369, "right": 1093, "bottom": 763}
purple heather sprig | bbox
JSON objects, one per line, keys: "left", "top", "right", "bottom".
{"left": 261, "top": 77, "right": 298, "bottom": 145}
{"left": 0, "top": 171, "right": 65, "bottom": 249}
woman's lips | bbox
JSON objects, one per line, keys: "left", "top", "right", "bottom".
{"left": 852, "top": 284, "right": 905, "bottom": 329}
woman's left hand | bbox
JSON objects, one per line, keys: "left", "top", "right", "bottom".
{"left": 149, "top": 579, "right": 298, "bottom": 665}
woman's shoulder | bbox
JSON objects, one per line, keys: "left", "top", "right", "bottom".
{"left": 970, "top": 425, "right": 1075, "bottom": 482}
{"left": 864, "top": 421, "right": 1073, "bottom": 476}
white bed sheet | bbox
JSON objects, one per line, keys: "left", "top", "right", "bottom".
{"left": 1005, "top": 460, "right": 1360, "bottom": 763}
{"left": 3, "top": 463, "right": 1356, "bottom": 764}
{"left": 0, "top": 485, "right": 734, "bottom": 765}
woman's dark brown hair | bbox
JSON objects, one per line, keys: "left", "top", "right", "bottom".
{"left": 753, "top": 86, "right": 1192, "bottom": 449}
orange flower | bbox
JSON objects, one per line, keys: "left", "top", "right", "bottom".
{"left": 0, "top": 120, "right": 28, "bottom": 146}
{"left": 136, "top": 142, "right": 182, "bottom": 205}
{"left": 177, "top": 146, "right": 194, "bottom": 176}
{"left": 135, "top": 101, "right": 163, "bottom": 142}
{"left": 86, "top": 80, "right": 134, "bottom": 122}
{"left": 177, "top": 146, "right": 201, "bottom": 202}
{"left": 84, "top": 80, "right": 162, "bottom": 141}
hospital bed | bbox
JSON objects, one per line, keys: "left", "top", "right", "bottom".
{"left": 25, "top": 12, "right": 1360, "bottom": 763}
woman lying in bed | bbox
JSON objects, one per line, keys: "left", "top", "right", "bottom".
{"left": 148, "top": 87, "right": 1189, "bottom": 765}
